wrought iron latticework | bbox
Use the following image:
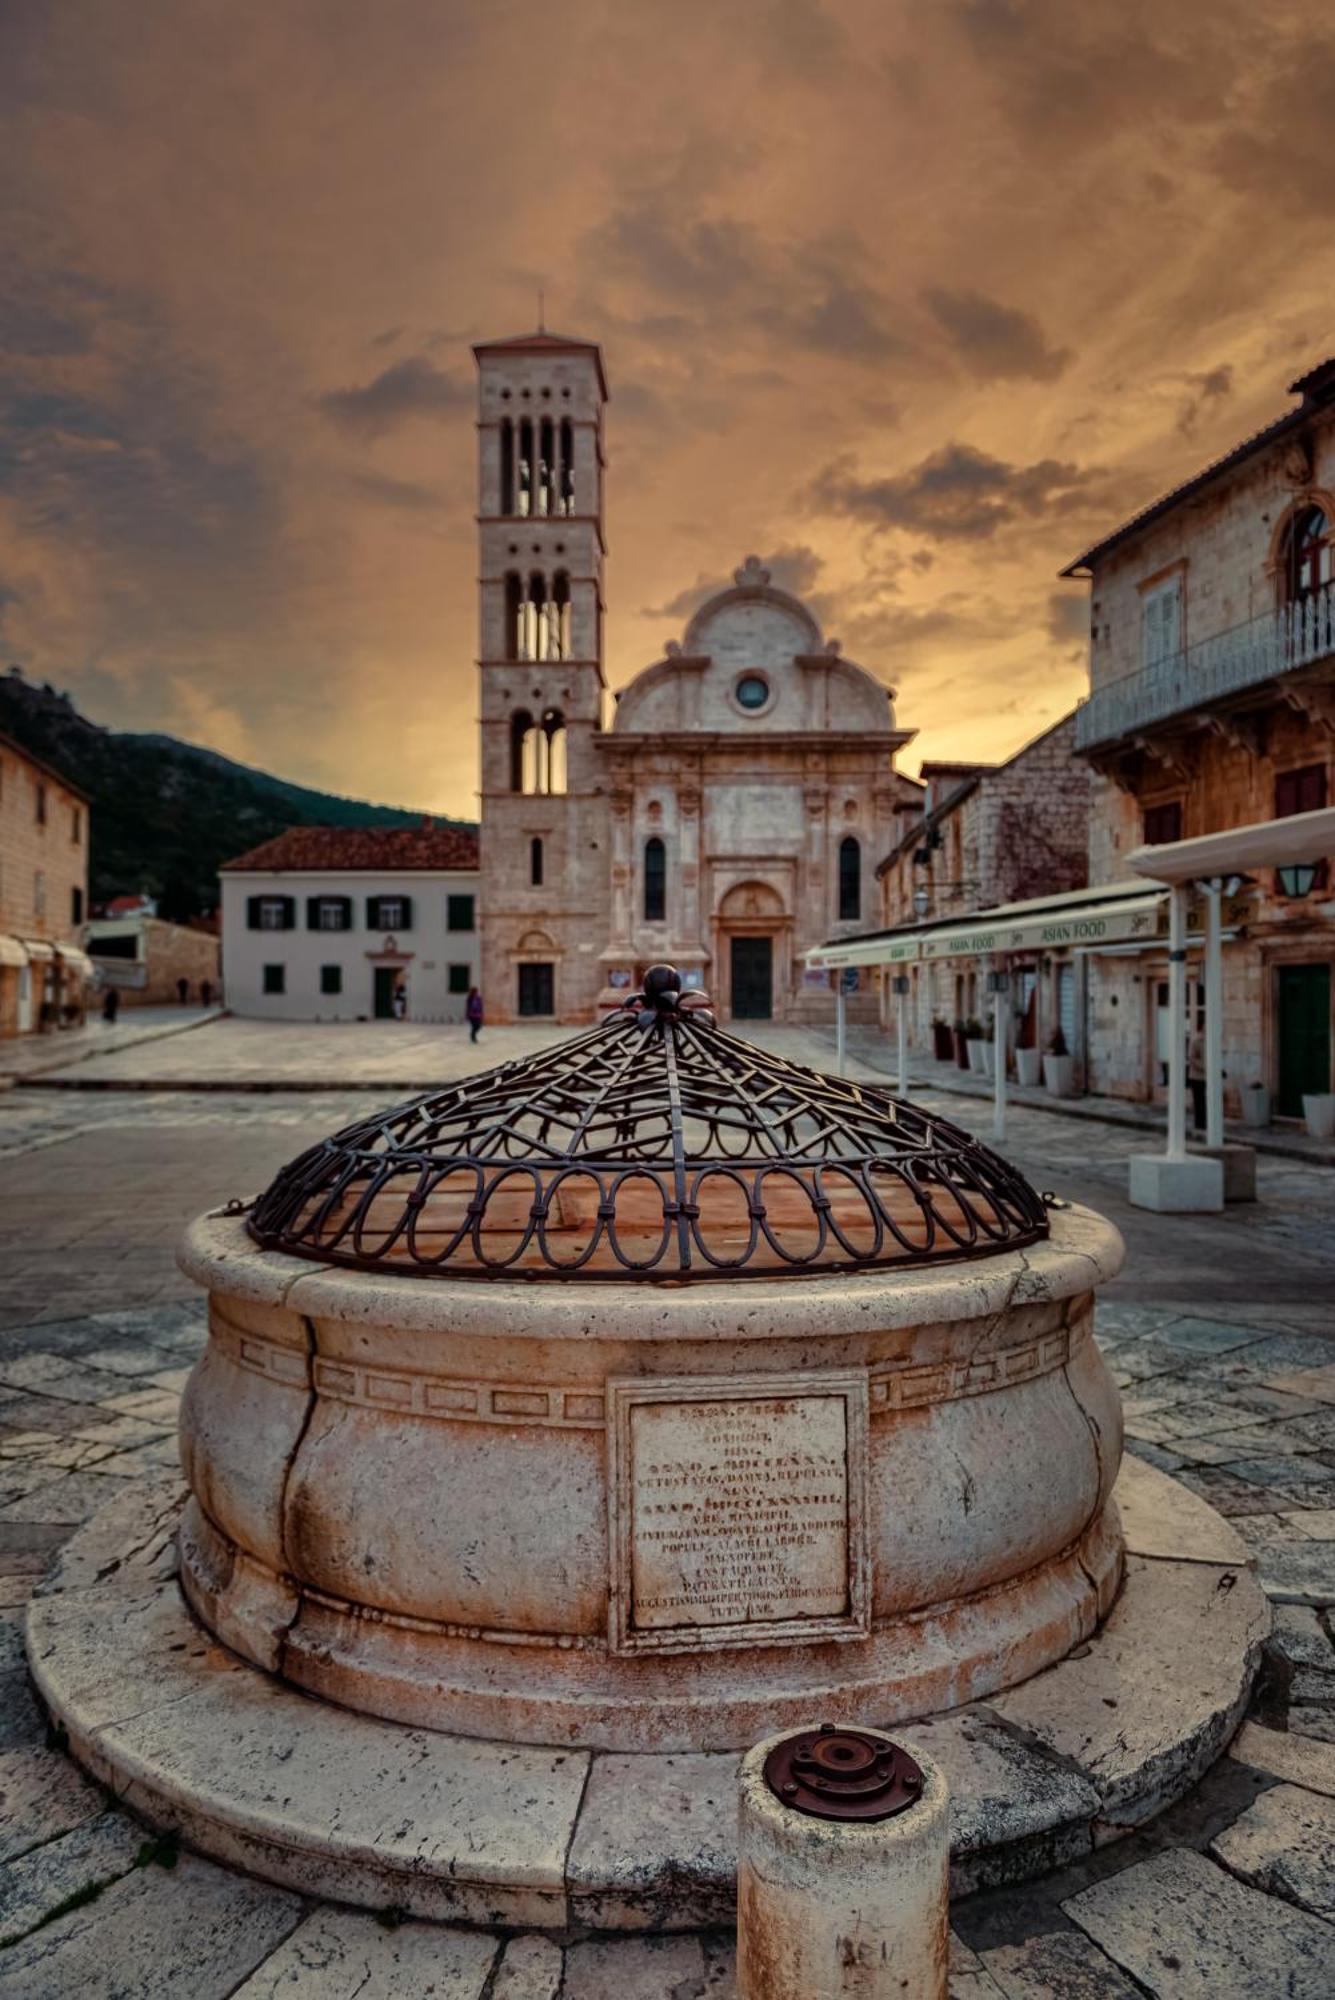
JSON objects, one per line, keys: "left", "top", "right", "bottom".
{"left": 247, "top": 966, "right": 1049, "bottom": 1281}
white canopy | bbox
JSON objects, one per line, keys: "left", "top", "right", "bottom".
{"left": 807, "top": 882, "right": 1165, "bottom": 970}
{"left": 1126, "top": 805, "right": 1335, "bottom": 885}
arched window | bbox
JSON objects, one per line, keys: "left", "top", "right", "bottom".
{"left": 538, "top": 418, "right": 555, "bottom": 516}
{"left": 644, "top": 836, "right": 666, "bottom": 922}
{"left": 1282, "top": 505, "right": 1331, "bottom": 603}
{"left": 839, "top": 836, "right": 861, "bottom": 921}
{"left": 510, "top": 710, "right": 535, "bottom": 793}
{"left": 517, "top": 418, "right": 534, "bottom": 518}
{"left": 499, "top": 419, "right": 515, "bottom": 515}
{"left": 541, "top": 709, "right": 567, "bottom": 796}
{"left": 504, "top": 572, "right": 522, "bottom": 660}
{"left": 551, "top": 571, "right": 571, "bottom": 661}
{"left": 559, "top": 419, "right": 574, "bottom": 514}
{"left": 530, "top": 836, "right": 544, "bottom": 886}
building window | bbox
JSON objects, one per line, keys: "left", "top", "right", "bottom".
{"left": 1142, "top": 801, "right": 1183, "bottom": 846}
{"left": 644, "top": 836, "right": 666, "bottom": 922}
{"left": 375, "top": 897, "right": 405, "bottom": 930}
{"left": 510, "top": 709, "right": 567, "bottom": 795}
{"left": 309, "top": 896, "right": 352, "bottom": 932}
{"left": 735, "top": 674, "right": 770, "bottom": 711}
{"left": 1141, "top": 576, "right": 1181, "bottom": 668}
{"left": 263, "top": 963, "right": 285, "bottom": 995}
{"left": 506, "top": 571, "right": 572, "bottom": 662}
{"left": 1274, "top": 763, "right": 1329, "bottom": 895}
{"left": 530, "top": 836, "right": 544, "bottom": 887}
{"left": 71, "top": 807, "right": 81, "bottom": 844}
{"left": 320, "top": 964, "right": 342, "bottom": 995}
{"left": 71, "top": 886, "right": 84, "bottom": 925}
{"left": 839, "top": 836, "right": 861, "bottom": 921}
{"left": 448, "top": 963, "right": 471, "bottom": 993}
{"left": 256, "top": 896, "right": 293, "bottom": 931}
{"left": 35, "top": 782, "right": 46, "bottom": 825}
{"left": 1281, "top": 505, "right": 1332, "bottom": 604}
{"left": 33, "top": 869, "right": 45, "bottom": 918}
{"left": 447, "top": 894, "right": 475, "bottom": 932}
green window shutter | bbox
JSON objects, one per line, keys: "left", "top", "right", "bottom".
{"left": 398, "top": 895, "right": 413, "bottom": 931}
{"left": 366, "top": 896, "right": 381, "bottom": 929}
{"left": 306, "top": 897, "right": 321, "bottom": 929}
{"left": 247, "top": 896, "right": 263, "bottom": 930}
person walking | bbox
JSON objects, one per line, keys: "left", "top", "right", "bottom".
{"left": 466, "top": 986, "right": 483, "bottom": 1044}
{"left": 393, "top": 981, "right": 407, "bottom": 1021}
{"left": 176, "top": 976, "right": 190, "bottom": 1005}
{"left": 101, "top": 985, "right": 120, "bottom": 1027}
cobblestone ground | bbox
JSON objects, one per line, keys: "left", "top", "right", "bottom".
{"left": 1, "top": 1020, "right": 1333, "bottom": 1993}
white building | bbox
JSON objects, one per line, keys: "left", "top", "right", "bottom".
{"left": 220, "top": 825, "right": 480, "bottom": 1022}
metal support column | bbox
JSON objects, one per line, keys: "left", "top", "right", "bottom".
{"left": 991, "top": 966, "right": 1008, "bottom": 1143}
{"left": 1166, "top": 883, "right": 1188, "bottom": 1161}
{"left": 1203, "top": 880, "right": 1225, "bottom": 1150}
{"left": 895, "top": 974, "right": 910, "bottom": 1098}
{"left": 835, "top": 978, "right": 847, "bottom": 1078}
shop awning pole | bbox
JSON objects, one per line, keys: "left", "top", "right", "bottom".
{"left": 1204, "top": 882, "right": 1224, "bottom": 1151}
{"left": 836, "top": 979, "right": 847, "bottom": 1078}
{"left": 992, "top": 963, "right": 1007, "bottom": 1143}
{"left": 896, "top": 975, "right": 909, "bottom": 1099}
{"left": 1167, "top": 885, "right": 1188, "bottom": 1161}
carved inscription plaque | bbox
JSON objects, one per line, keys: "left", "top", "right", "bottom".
{"left": 607, "top": 1371, "right": 870, "bottom": 1655}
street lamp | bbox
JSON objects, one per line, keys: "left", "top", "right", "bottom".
{"left": 1276, "top": 861, "right": 1321, "bottom": 898}
{"left": 913, "top": 886, "right": 930, "bottom": 919}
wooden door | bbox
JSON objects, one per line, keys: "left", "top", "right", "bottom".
{"left": 730, "top": 937, "right": 773, "bottom": 1020}
{"left": 1277, "top": 964, "right": 1332, "bottom": 1117}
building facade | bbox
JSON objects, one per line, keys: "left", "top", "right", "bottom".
{"left": 1068, "top": 360, "right": 1335, "bottom": 1120}
{"left": 86, "top": 915, "right": 221, "bottom": 1005}
{"left": 877, "top": 716, "right": 1090, "bottom": 1047}
{"left": 220, "top": 825, "right": 479, "bottom": 1023}
{"left": 475, "top": 331, "right": 920, "bottom": 1024}
{"left": 0, "top": 729, "right": 91, "bottom": 1038}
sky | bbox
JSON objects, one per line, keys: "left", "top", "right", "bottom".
{"left": 1, "top": 0, "right": 1332, "bottom": 818}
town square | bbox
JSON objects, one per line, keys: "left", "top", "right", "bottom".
{"left": 3, "top": 2, "right": 1335, "bottom": 1995}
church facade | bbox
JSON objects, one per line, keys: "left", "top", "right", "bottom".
{"left": 475, "top": 329, "right": 920, "bottom": 1024}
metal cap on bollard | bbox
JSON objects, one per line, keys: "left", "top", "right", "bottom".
{"left": 739, "top": 1724, "right": 950, "bottom": 2000}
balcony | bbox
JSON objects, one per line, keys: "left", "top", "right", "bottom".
{"left": 1074, "top": 584, "right": 1335, "bottom": 753}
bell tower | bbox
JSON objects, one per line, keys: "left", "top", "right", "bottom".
{"left": 474, "top": 329, "right": 610, "bottom": 1022}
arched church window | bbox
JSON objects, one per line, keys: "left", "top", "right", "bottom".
{"left": 499, "top": 419, "right": 515, "bottom": 516}
{"left": 526, "top": 572, "right": 547, "bottom": 661}
{"left": 530, "top": 836, "right": 544, "bottom": 887}
{"left": 538, "top": 418, "right": 555, "bottom": 516}
{"left": 644, "top": 837, "right": 666, "bottom": 922}
{"left": 559, "top": 419, "right": 574, "bottom": 514}
{"left": 504, "top": 572, "right": 522, "bottom": 661}
{"left": 541, "top": 708, "right": 567, "bottom": 796}
{"left": 551, "top": 571, "right": 571, "bottom": 661}
{"left": 839, "top": 836, "right": 861, "bottom": 922}
{"left": 517, "top": 418, "right": 534, "bottom": 518}
{"left": 1282, "top": 504, "right": 1331, "bottom": 603}
{"left": 510, "top": 710, "right": 535, "bottom": 793}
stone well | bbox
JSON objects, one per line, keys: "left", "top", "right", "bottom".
{"left": 175, "top": 968, "right": 1125, "bottom": 1754}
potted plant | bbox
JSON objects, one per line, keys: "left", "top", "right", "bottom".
{"left": 1015, "top": 1039, "right": 1043, "bottom": 1087}
{"left": 965, "top": 1017, "right": 987, "bottom": 1074}
{"left": 932, "top": 1016, "right": 954, "bottom": 1062}
{"left": 1043, "top": 1026, "right": 1076, "bottom": 1097}
{"left": 1239, "top": 1081, "right": 1270, "bottom": 1129}
{"left": 1303, "top": 1092, "right": 1335, "bottom": 1139}
{"left": 952, "top": 1018, "right": 970, "bottom": 1069}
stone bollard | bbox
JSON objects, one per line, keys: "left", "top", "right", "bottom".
{"left": 737, "top": 1725, "right": 950, "bottom": 2000}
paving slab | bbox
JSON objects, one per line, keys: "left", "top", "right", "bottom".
{"left": 1265, "top": 1603, "right": 1335, "bottom": 1670}
{"left": 1266, "top": 1364, "right": 1335, "bottom": 1405}
{"left": 991, "top": 1555, "right": 1266, "bottom": 1832}
{"left": 1062, "top": 1846, "right": 1335, "bottom": 1999}
{"left": 0, "top": 1848, "right": 302, "bottom": 1999}
{"left": 491, "top": 1934, "right": 565, "bottom": 2000}
{"left": 560, "top": 1934, "right": 721, "bottom": 1999}
{"left": 566, "top": 1751, "right": 739, "bottom": 1931}
{"left": 0, "top": 1744, "right": 105, "bottom": 1864}
{"left": 229, "top": 1906, "right": 500, "bottom": 1997}
{"left": 0, "top": 1810, "right": 146, "bottom": 1947}
{"left": 949, "top": 1934, "right": 1006, "bottom": 1997}
{"left": 979, "top": 1928, "right": 1143, "bottom": 1997}
{"left": 1229, "top": 1719, "right": 1335, "bottom": 1795}
{"left": 1289, "top": 1705, "right": 1335, "bottom": 1743}
{"left": 1113, "top": 1455, "right": 1250, "bottom": 1565}
{"left": 1211, "top": 1779, "right": 1335, "bottom": 1917}
{"left": 1256, "top": 1539, "right": 1335, "bottom": 1604}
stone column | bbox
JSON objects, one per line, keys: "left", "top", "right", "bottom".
{"left": 678, "top": 785, "right": 703, "bottom": 956}
{"left": 609, "top": 784, "right": 633, "bottom": 949}
{"left": 737, "top": 1729, "right": 949, "bottom": 2000}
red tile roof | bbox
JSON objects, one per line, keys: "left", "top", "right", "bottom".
{"left": 471, "top": 328, "right": 608, "bottom": 398}
{"left": 222, "top": 823, "right": 479, "bottom": 873}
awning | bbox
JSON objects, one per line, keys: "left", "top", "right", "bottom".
{"left": 807, "top": 883, "right": 1167, "bottom": 971}
{"left": 55, "top": 946, "right": 95, "bottom": 980}
{"left": 1127, "top": 804, "right": 1335, "bottom": 885}
{"left": 0, "top": 935, "right": 26, "bottom": 969}
{"left": 20, "top": 939, "right": 55, "bottom": 962}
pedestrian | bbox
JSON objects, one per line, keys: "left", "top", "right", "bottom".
{"left": 393, "top": 982, "right": 407, "bottom": 1021}
{"left": 1187, "top": 1025, "right": 1206, "bottom": 1135}
{"left": 200, "top": 979, "right": 213, "bottom": 1009}
{"left": 176, "top": 976, "right": 189, "bottom": 1005}
{"left": 101, "top": 985, "right": 120, "bottom": 1027}
{"left": 466, "top": 985, "right": 483, "bottom": 1044}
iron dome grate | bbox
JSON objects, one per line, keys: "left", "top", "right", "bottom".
{"left": 246, "top": 967, "right": 1050, "bottom": 1281}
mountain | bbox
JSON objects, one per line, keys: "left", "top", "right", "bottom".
{"left": 0, "top": 668, "right": 472, "bottom": 921}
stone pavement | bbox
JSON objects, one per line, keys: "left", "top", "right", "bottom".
{"left": 1, "top": 1017, "right": 1334, "bottom": 1992}
{"left": 0, "top": 1007, "right": 221, "bottom": 1084}
{"left": 1, "top": 1297, "right": 1334, "bottom": 1994}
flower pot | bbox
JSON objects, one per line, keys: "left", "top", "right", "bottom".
{"left": 980, "top": 1043, "right": 995, "bottom": 1077}
{"left": 966, "top": 1037, "right": 986, "bottom": 1074}
{"left": 1043, "top": 1053, "right": 1076, "bottom": 1097}
{"left": 1239, "top": 1086, "right": 1270, "bottom": 1130}
{"left": 1015, "top": 1047, "right": 1043, "bottom": 1088}
{"left": 1303, "top": 1093, "right": 1335, "bottom": 1139}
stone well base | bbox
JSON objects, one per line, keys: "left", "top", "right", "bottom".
{"left": 25, "top": 1461, "right": 1266, "bottom": 1935}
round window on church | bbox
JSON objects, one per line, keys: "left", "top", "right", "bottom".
{"left": 735, "top": 674, "right": 770, "bottom": 711}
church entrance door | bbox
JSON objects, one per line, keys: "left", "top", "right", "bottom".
{"left": 518, "top": 962, "right": 555, "bottom": 1017}
{"left": 730, "top": 936, "right": 773, "bottom": 1020}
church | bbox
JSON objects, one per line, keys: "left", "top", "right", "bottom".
{"left": 475, "top": 328, "right": 922, "bottom": 1024}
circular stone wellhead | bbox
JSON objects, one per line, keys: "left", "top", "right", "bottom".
{"left": 246, "top": 964, "right": 1050, "bottom": 1281}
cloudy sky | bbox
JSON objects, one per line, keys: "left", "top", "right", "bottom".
{"left": 1, "top": 0, "right": 1330, "bottom": 816}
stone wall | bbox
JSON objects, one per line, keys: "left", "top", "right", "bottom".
{"left": 90, "top": 919, "right": 221, "bottom": 1006}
